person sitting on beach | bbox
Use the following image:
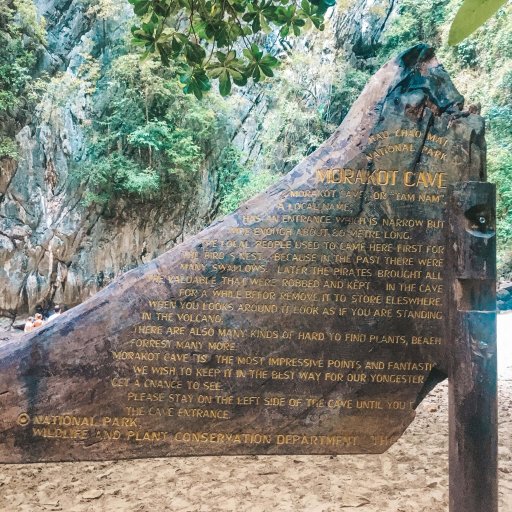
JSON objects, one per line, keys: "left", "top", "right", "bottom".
{"left": 32, "top": 313, "right": 44, "bottom": 329}
{"left": 23, "top": 317, "right": 35, "bottom": 333}
{"left": 47, "top": 305, "right": 62, "bottom": 321}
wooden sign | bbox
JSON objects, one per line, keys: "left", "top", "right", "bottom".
{"left": 0, "top": 44, "right": 497, "bottom": 512}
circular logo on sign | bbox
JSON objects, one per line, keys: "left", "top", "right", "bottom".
{"left": 17, "top": 413, "right": 30, "bottom": 426}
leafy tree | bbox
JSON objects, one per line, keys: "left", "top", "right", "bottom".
{"left": 128, "top": 0, "right": 334, "bottom": 98}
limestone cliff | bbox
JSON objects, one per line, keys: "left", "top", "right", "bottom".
{"left": 0, "top": 0, "right": 396, "bottom": 328}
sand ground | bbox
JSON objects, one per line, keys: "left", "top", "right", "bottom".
{"left": 0, "top": 315, "right": 510, "bottom": 512}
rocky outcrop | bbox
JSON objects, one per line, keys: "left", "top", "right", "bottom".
{"left": 0, "top": 0, "right": 396, "bottom": 328}
{"left": 231, "top": 0, "right": 396, "bottom": 170}
{"left": 333, "top": 0, "right": 396, "bottom": 60}
{"left": 0, "top": 0, "right": 217, "bottom": 328}
{"left": 497, "top": 282, "right": 512, "bottom": 310}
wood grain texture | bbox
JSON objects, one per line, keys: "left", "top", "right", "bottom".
{"left": 0, "top": 45, "right": 490, "bottom": 464}
{"left": 448, "top": 182, "right": 497, "bottom": 512}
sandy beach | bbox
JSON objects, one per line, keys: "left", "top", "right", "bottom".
{"left": 0, "top": 380, "right": 510, "bottom": 512}
{"left": 0, "top": 314, "right": 510, "bottom": 512}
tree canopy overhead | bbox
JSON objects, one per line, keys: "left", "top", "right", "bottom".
{"left": 128, "top": 0, "right": 334, "bottom": 98}
{"left": 129, "top": 0, "right": 511, "bottom": 98}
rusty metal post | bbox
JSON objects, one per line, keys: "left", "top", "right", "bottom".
{"left": 447, "top": 182, "right": 497, "bottom": 512}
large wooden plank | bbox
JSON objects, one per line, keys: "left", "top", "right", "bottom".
{"left": 0, "top": 45, "right": 489, "bottom": 465}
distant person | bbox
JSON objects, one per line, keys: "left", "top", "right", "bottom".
{"left": 47, "top": 305, "right": 62, "bottom": 321}
{"left": 23, "top": 317, "right": 35, "bottom": 333}
{"left": 32, "top": 313, "right": 44, "bottom": 329}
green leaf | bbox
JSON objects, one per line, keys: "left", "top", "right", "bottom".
{"left": 195, "top": 71, "right": 211, "bottom": 91}
{"left": 207, "top": 50, "right": 246, "bottom": 95}
{"left": 252, "top": 15, "right": 261, "bottom": 32}
{"left": 171, "top": 34, "right": 185, "bottom": 54}
{"left": 184, "top": 41, "right": 206, "bottom": 65}
{"left": 231, "top": 1, "right": 245, "bottom": 13}
{"left": 208, "top": 66, "right": 224, "bottom": 79}
{"left": 260, "top": 55, "right": 278, "bottom": 67}
{"left": 309, "top": 0, "right": 335, "bottom": 14}
{"left": 259, "top": 64, "right": 274, "bottom": 77}
{"left": 243, "top": 44, "right": 263, "bottom": 61}
{"left": 218, "top": 70, "right": 232, "bottom": 96}
{"left": 153, "top": 1, "right": 169, "bottom": 16}
{"left": 232, "top": 73, "right": 248, "bottom": 87}
{"left": 157, "top": 43, "right": 171, "bottom": 66}
{"left": 448, "top": 0, "right": 508, "bottom": 45}
{"left": 215, "top": 51, "right": 227, "bottom": 63}
{"left": 252, "top": 65, "right": 261, "bottom": 82}
{"left": 229, "top": 68, "right": 244, "bottom": 81}
{"left": 181, "top": 67, "right": 211, "bottom": 99}
{"left": 131, "top": 26, "right": 155, "bottom": 46}
{"left": 133, "top": 0, "right": 152, "bottom": 16}
{"left": 242, "top": 12, "right": 257, "bottom": 22}
{"left": 260, "top": 13, "right": 272, "bottom": 33}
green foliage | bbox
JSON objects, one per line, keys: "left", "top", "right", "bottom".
{"left": 220, "top": 169, "right": 278, "bottom": 214}
{"left": 255, "top": 53, "right": 369, "bottom": 175}
{"left": 486, "top": 70, "right": 512, "bottom": 141}
{"left": 487, "top": 68, "right": 512, "bottom": 265}
{"left": 128, "top": 0, "right": 328, "bottom": 97}
{"left": 75, "top": 153, "right": 160, "bottom": 205}
{"left": 488, "top": 105, "right": 512, "bottom": 143}
{"left": 0, "top": 0, "right": 45, "bottom": 158}
{"left": 491, "top": 149, "right": 512, "bottom": 227}
{"left": 86, "top": 0, "right": 129, "bottom": 20}
{"left": 440, "top": 4, "right": 512, "bottom": 269}
{"left": 322, "top": 68, "right": 370, "bottom": 126}
{"left": 449, "top": 0, "right": 507, "bottom": 45}
{"left": 379, "top": 0, "right": 447, "bottom": 60}
{"left": 77, "top": 51, "right": 239, "bottom": 206}
{"left": 0, "top": 1, "right": 41, "bottom": 115}
{"left": 14, "top": 0, "right": 47, "bottom": 43}
{"left": 452, "top": 39, "right": 478, "bottom": 68}
{"left": 0, "top": 136, "right": 19, "bottom": 159}
{"left": 216, "top": 146, "right": 278, "bottom": 214}
{"left": 215, "top": 146, "right": 248, "bottom": 213}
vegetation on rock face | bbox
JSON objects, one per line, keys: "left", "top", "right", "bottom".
{"left": 354, "top": 0, "right": 511, "bottom": 273}
{"left": 0, "top": 0, "right": 45, "bottom": 158}
{"left": 2, "top": 0, "right": 512, "bottom": 276}
{"left": 31, "top": 10, "right": 245, "bottom": 214}
{"left": 440, "top": 2, "right": 512, "bottom": 276}
{"left": 128, "top": 0, "right": 507, "bottom": 98}
{"left": 75, "top": 51, "right": 237, "bottom": 207}
{"left": 213, "top": 0, "right": 512, "bottom": 272}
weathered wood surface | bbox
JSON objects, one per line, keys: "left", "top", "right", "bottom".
{"left": 447, "top": 182, "right": 497, "bottom": 512}
{"left": 0, "top": 45, "right": 489, "bottom": 463}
